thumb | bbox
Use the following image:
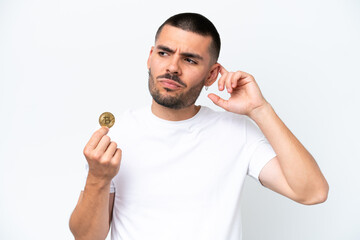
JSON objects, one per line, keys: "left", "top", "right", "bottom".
{"left": 208, "top": 93, "right": 229, "bottom": 110}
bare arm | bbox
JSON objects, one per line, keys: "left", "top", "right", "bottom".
{"left": 69, "top": 189, "right": 115, "bottom": 239}
{"left": 208, "top": 65, "right": 329, "bottom": 205}
{"left": 252, "top": 103, "right": 328, "bottom": 205}
{"left": 69, "top": 127, "right": 121, "bottom": 239}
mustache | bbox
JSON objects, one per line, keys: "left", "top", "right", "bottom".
{"left": 156, "top": 73, "right": 187, "bottom": 87}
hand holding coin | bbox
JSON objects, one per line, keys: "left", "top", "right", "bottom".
{"left": 83, "top": 113, "right": 121, "bottom": 183}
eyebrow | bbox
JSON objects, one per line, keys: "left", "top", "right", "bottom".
{"left": 156, "top": 45, "right": 204, "bottom": 61}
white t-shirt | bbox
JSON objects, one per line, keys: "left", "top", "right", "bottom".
{"left": 87, "top": 105, "right": 276, "bottom": 240}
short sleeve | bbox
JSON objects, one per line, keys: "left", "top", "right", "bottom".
{"left": 83, "top": 163, "right": 116, "bottom": 193}
{"left": 245, "top": 118, "right": 277, "bottom": 183}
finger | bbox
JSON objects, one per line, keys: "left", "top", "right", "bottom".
{"left": 94, "top": 135, "right": 111, "bottom": 154}
{"left": 208, "top": 93, "right": 229, "bottom": 111}
{"left": 85, "top": 127, "right": 109, "bottom": 151}
{"left": 111, "top": 148, "right": 122, "bottom": 166}
{"left": 103, "top": 141, "right": 118, "bottom": 159}
{"left": 225, "top": 72, "right": 234, "bottom": 93}
{"left": 231, "top": 71, "right": 242, "bottom": 88}
{"left": 219, "top": 64, "right": 228, "bottom": 76}
{"left": 218, "top": 72, "right": 228, "bottom": 91}
{"left": 237, "top": 71, "right": 252, "bottom": 85}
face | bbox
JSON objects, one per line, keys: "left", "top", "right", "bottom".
{"left": 147, "top": 25, "right": 219, "bottom": 109}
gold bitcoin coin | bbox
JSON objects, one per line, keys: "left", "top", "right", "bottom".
{"left": 99, "top": 112, "right": 115, "bottom": 128}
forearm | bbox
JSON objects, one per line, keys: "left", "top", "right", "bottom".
{"left": 249, "top": 102, "right": 329, "bottom": 201}
{"left": 69, "top": 175, "right": 111, "bottom": 240}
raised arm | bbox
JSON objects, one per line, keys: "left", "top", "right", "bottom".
{"left": 69, "top": 127, "right": 122, "bottom": 239}
{"left": 208, "top": 65, "right": 329, "bottom": 205}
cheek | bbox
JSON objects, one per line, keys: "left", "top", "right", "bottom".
{"left": 185, "top": 68, "right": 208, "bottom": 82}
{"left": 149, "top": 58, "right": 166, "bottom": 73}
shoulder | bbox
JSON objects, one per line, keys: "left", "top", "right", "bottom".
{"left": 201, "top": 106, "right": 264, "bottom": 139}
{"left": 200, "top": 106, "right": 248, "bottom": 125}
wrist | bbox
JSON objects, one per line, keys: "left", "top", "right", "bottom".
{"left": 85, "top": 173, "right": 112, "bottom": 191}
{"left": 248, "top": 102, "right": 273, "bottom": 122}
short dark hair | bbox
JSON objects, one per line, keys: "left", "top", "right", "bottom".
{"left": 155, "top": 13, "right": 221, "bottom": 63}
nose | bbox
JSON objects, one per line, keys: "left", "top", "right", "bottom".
{"left": 167, "top": 55, "right": 182, "bottom": 75}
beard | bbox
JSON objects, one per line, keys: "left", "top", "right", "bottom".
{"left": 148, "top": 69, "right": 205, "bottom": 110}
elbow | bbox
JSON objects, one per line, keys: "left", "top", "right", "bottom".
{"left": 299, "top": 182, "right": 329, "bottom": 205}
{"left": 301, "top": 192, "right": 328, "bottom": 205}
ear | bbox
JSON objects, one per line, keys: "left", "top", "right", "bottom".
{"left": 205, "top": 63, "right": 220, "bottom": 87}
{"left": 147, "top": 46, "right": 155, "bottom": 69}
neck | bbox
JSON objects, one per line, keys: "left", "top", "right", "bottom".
{"left": 151, "top": 100, "right": 201, "bottom": 121}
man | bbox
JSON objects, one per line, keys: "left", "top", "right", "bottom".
{"left": 69, "top": 13, "right": 328, "bottom": 240}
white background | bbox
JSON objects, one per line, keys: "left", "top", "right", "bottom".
{"left": 0, "top": 0, "right": 359, "bottom": 239}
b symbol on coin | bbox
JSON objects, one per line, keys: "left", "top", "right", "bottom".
{"left": 99, "top": 112, "right": 115, "bottom": 128}
{"left": 104, "top": 117, "right": 111, "bottom": 124}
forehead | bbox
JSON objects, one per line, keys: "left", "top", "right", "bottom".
{"left": 156, "top": 25, "right": 212, "bottom": 58}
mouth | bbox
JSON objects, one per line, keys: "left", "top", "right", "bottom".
{"left": 158, "top": 78, "right": 183, "bottom": 90}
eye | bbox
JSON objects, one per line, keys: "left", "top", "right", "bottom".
{"left": 184, "top": 58, "right": 197, "bottom": 64}
{"left": 158, "top": 51, "right": 168, "bottom": 56}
